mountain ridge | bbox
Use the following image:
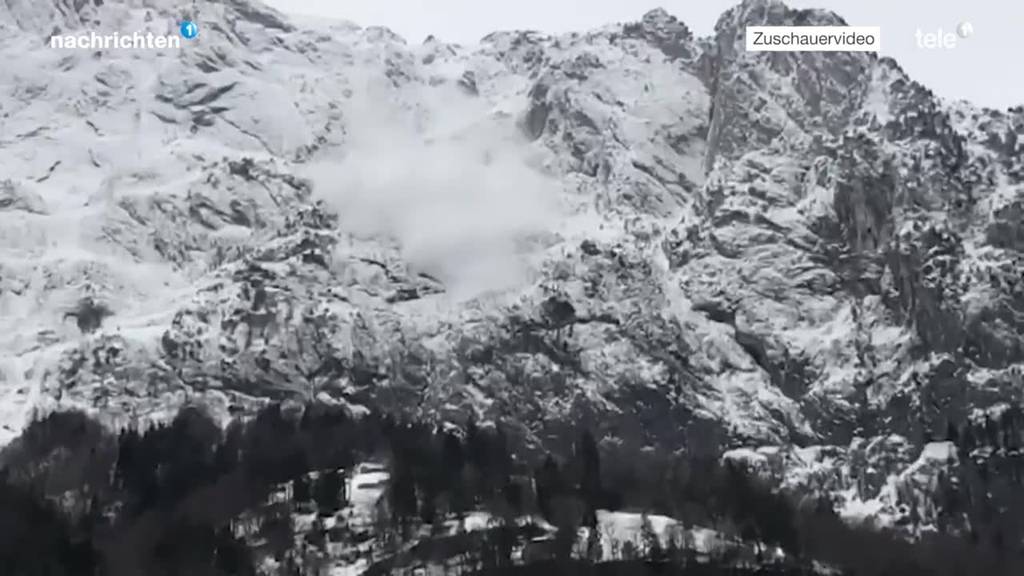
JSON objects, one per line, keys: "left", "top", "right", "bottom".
{"left": 0, "top": 0, "right": 1022, "bottom": 538}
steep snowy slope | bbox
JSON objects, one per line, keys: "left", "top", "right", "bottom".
{"left": 1, "top": 0, "right": 1022, "bottom": 533}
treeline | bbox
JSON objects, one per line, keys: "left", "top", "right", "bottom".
{"left": 937, "top": 407, "right": 1024, "bottom": 552}
{"left": 0, "top": 404, "right": 389, "bottom": 576}
{"left": 1, "top": 404, "right": 1024, "bottom": 575}
{"left": 377, "top": 419, "right": 1024, "bottom": 576}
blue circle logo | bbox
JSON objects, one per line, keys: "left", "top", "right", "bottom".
{"left": 180, "top": 20, "right": 199, "bottom": 40}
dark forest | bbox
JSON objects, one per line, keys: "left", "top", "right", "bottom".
{"left": 1, "top": 403, "right": 1022, "bottom": 575}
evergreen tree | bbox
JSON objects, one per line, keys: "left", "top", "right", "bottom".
{"left": 0, "top": 478, "right": 98, "bottom": 575}
{"left": 442, "top": 430, "right": 465, "bottom": 473}
{"left": 576, "top": 430, "right": 602, "bottom": 526}
{"left": 114, "top": 427, "right": 139, "bottom": 490}
{"left": 640, "top": 513, "right": 664, "bottom": 561}
{"left": 293, "top": 473, "right": 312, "bottom": 503}
{"left": 535, "top": 454, "right": 563, "bottom": 521}
{"left": 985, "top": 414, "right": 1000, "bottom": 447}
{"left": 502, "top": 481, "right": 525, "bottom": 516}
{"left": 946, "top": 421, "right": 960, "bottom": 444}
{"left": 389, "top": 459, "right": 419, "bottom": 524}
{"left": 585, "top": 524, "right": 603, "bottom": 563}
{"left": 961, "top": 424, "right": 978, "bottom": 454}
{"left": 441, "top": 430, "right": 468, "bottom": 512}
{"left": 313, "top": 468, "right": 345, "bottom": 514}
{"left": 215, "top": 420, "right": 246, "bottom": 474}
{"left": 214, "top": 526, "right": 257, "bottom": 576}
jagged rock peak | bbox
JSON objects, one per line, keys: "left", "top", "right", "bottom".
{"left": 0, "top": 0, "right": 293, "bottom": 35}
{"left": 622, "top": 7, "right": 697, "bottom": 62}
{"left": 0, "top": 0, "right": 101, "bottom": 33}
{"left": 715, "top": 0, "right": 850, "bottom": 32}
{"left": 637, "top": 7, "right": 693, "bottom": 39}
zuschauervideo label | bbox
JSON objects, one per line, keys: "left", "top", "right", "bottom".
{"left": 746, "top": 26, "right": 881, "bottom": 52}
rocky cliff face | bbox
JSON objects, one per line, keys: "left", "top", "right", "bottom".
{"left": 1, "top": 0, "right": 1022, "bottom": 532}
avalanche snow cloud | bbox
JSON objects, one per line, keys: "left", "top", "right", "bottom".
{"left": 304, "top": 82, "right": 562, "bottom": 300}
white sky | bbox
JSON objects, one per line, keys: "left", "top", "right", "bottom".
{"left": 260, "top": 0, "right": 1023, "bottom": 110}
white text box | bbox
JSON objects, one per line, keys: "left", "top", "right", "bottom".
{"left": 746, "top": 26, "right": 881, "bottom": 52}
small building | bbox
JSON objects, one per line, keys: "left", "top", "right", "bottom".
{"left": 521, "top": 536, "right": 560, "bottom": 564}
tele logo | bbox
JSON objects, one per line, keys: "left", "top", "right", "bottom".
{"left": 916, "top": 21, "right": 973, "bottom": 49}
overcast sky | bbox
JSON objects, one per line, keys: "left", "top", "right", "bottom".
{"left": 260, "top": 0, "right": 1022, "bottom": 110}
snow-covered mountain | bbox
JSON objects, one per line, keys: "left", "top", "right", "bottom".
{"left": 1, "top": 0, "right": 1022, "bottom": 533}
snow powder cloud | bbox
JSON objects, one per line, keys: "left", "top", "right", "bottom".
{"left": 306, "top": 81, "right": 561, "bottom": 299}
